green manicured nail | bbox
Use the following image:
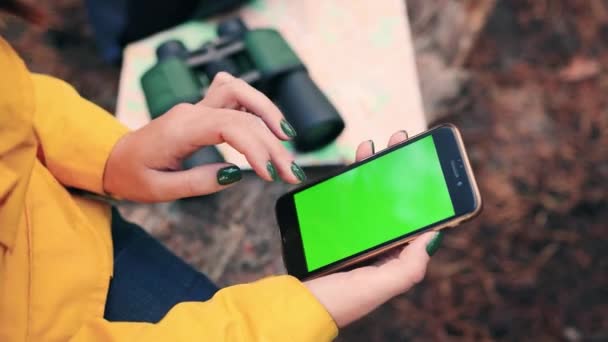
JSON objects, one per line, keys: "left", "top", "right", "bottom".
{"left": 217, "top": 165, "right": 242, "bottom": 185}
{"left": 369, "top": 140, "right": 375, "bottom": 154}
{"left": 280, "top": 119, "right": 297, "bottom": 138}
{"left": 266, "top": 161, "right": 278, "bottom": 181}
{"left": 290, "top": 162, "right": 307, "bottom": 182}
{"left": 425, "top": 231, "right": 443, "bottom": 256}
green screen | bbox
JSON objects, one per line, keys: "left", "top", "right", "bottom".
{"left": 294, "top": 135, "right": 455, "bottom": 271}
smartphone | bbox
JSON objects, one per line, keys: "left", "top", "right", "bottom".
{"left": 275, "top": 124, "right": 482, "bottom": 280}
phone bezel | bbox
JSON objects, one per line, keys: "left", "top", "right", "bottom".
{"left": 275, "top": 124, "right": 482, "bottom": 280}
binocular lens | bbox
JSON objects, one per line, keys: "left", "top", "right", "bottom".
{"left": 295, "top": 119, "right": 344, "bottom": 152}
{"left": 273, "top": 70, "right": 345, "bottom": 152}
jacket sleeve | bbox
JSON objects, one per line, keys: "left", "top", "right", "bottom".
{"left": 71, "top": 276, "right": 338, "bottom": 342}
{"left": 0, "top": 38, "right": 37, "bottom": 249}
{"left": 31, "top": 74, "right": 129, "bottom": 194}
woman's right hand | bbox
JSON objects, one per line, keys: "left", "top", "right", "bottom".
{"left": 104, "top": 72, "right": 306, "bottom": 202}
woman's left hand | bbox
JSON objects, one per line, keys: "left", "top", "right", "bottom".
{"left": 304, "top": 130, "right": 443, "bottom": 328}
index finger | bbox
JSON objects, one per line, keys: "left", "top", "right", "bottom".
{"left": 199, "top": 72, "right": 295, "bottom": 141}
{"left": 387, "top": 130, "right": 409, "bottom": 147}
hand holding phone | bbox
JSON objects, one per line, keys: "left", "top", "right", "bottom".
{"left": 302, "top": 131, "right": 447, "bottom": 328}
{"left": 276, "top": 124, "right": 481, "bottom": 280}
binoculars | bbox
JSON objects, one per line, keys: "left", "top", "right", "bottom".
{"left": 141, "top": 18, "right": 345, "bottom": 167}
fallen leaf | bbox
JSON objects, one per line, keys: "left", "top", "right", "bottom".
{"left": 559, "top": 57, "right": 601, "bottom": 82}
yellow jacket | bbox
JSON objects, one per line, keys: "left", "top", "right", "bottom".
{"left": 0, "top": 37, "right": 337, "bottom": 341}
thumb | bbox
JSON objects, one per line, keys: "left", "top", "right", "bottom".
{"left": 147, "top": 163, "right": 242, "bottom": 201}
{"left": 374, "top": 231, "right": 440, "bottom": 296}
{"left": 303, "top": 231, "right": 442, "bottom": 328}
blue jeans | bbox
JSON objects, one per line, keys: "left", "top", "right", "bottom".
{"left": 83, "top": 0, "right": 248, "bottom": 62}
{"left": 103, "top": 209, "right": 219, "bottom": 323}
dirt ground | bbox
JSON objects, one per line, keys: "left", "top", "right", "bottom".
{"left": 2, "top": 1, "right": 606, "bottom": 341}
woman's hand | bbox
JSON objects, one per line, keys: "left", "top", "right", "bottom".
{"left": 304, "top": 130, "right": 444, "bottom": 328}
{"left": 103, "top": 72, "right": 306, "bottom": 202}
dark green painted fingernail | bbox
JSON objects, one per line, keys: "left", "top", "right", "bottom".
{"left": 266, "top": 161, "right": 278, "bottom": 181}
{"left": 426, "top": 231, "right": 443, "bottom": 256}
{"left": 217, "top": 165, "right": 242, "bottom": 185}
{"left": 368, "top": 140, "right": 375, "bottom": 154}
{"left": 291, "top": 162, "right": 307, "bottom": 182}
{"left": 280, "top": 119, "right": 297, "bottom": 138}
